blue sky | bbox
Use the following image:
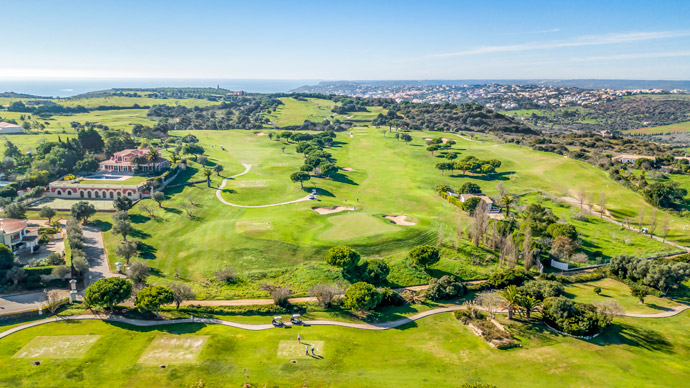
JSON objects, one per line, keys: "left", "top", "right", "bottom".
{"left": 2, "top": 0, "right": 690, "bottom": 80}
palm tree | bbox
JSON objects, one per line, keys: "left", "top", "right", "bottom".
{"left": 502, "top": 195, "right": 514, "bottom": 217}
{"left": 202, "top": 168, "right": 213, "bottom": 187}
{"left": 170, "top": 152, "right": 180, "bottom": 165}
{"left": 146, "top": 148, "right": 160, "bottom": 162}
{"left": 500, "top": 285, "right": 521, "bottom": 320}
{"left": 517, "top": 295, "right": 541, "bottom": 319}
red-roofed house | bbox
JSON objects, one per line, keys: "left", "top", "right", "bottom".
{"left": 99, "top": 148, "right": 169, "bottom": 173}
{"left": 0, "top": 218, "right": 37, "bottom": 252}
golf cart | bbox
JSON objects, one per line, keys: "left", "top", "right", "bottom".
{"left": 272, "top": 316, "right": 284, "bottom": 327}
{"left": 290, "top": 314, "right": 303, "bottom": 325}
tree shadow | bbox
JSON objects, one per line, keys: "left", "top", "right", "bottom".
{"left": 304, "top": 187, "right": 335, "bottom": 197}
{"left": 221, "top": 188, "right": 237, "bottom": 195}
{"left": 163, "top": 207, "right": 182, "bottom": 215}
{"left": 137, "top": 242, "right": 158, "bottom": 260}
{"left": 594, "top": 323, "right": 674, "bottom": 352}
{"left": 89, "top": 220, "right": 112, "bottom": 232}
{"left": 130, "top": 214, "right": 151, "bottom": 224}
{"left": 450, "top": 171, "right": 515, "bottom": 181}
{"left": 130, "top": 228, "right": 151, "bottom": 239}
{"left": 330, "top": 173, "right": 358, "bottom": 186}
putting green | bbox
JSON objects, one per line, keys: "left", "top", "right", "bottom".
{"left": 319, "top": 212, "right": 399, "bottom": 241}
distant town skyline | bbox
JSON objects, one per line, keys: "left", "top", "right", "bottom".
{"left": 2, "top": 0, "right": 690, "bottom": 80}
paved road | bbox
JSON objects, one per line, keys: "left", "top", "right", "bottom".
{"left": 0, "top": 290, "right": 66, "bottom": 315}
{"left": 82, "top": 225, "right": 121, "bottom": 287}
{"left": 3, "top": 303, "right": 689, "bottom": 340}
{"left": 0, "top": 225, "right": 117, "bottom": 316}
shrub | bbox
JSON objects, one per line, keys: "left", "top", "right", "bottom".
{"left": 309, "top": 283, "right": 344, "bottom": 308}
{"left": 214, "top": 267, "right": 237, "bottom": 284}
{"left": 519, "top": 279, "right": 564, "bottom": 300}
{"left": 261, "top": 284, "right": 292, "bottom": 307}
{"left": 486, "top": 268, "right": 532, "bottom": 289}
{"left": 594, "top": 287, "right": 602, "bottom": 295}
{"left": 425, "top": 275, "right": 465, "bottom": 301}
{"left": 325, "top": 246, "right": 361, "bottom": 270}
{"left": 377, "top": 287, "right": 406, "bottom": 308}
{"left": 356, "top": 259, "right": 390, "bottom": 285}
{"left": 542, "top": 296, "right": 608, "bottom": 336}
{"left": 407, "top": 245, "right": 440, "bottom": 269}
{"left": 344, "top": 282, "right": 382, "bottom": 312}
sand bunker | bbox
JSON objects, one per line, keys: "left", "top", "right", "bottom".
{"left": 341, "top": 167, "right": 355, "bottom": 171}
{"left": 384, "top": 215, "right": 416, "bottom": 225}
{"left": 442, "top": 137, "right": 450, "bottom": 143}
{"left": 313, "top": 206, "right": 356, "bottom": 215}
{"left": 255, "top": 132, "right": 267, "bottom": 136}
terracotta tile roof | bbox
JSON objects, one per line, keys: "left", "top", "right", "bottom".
{"left": 0, "top": 218, "right": 27, "bottom": 234}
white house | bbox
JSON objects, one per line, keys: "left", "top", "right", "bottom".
{"left": 0, "top": 122, "right": 24, "bottom": 134}
{"left": 612, "top": 154, "right": 656, "bottom": 164}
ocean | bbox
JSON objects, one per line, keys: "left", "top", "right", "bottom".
{"left": 0, "top": 79, "right": 321, "bottom": 98}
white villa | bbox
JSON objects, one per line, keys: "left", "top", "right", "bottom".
{"left": 0, "top": 122, "right": 24, "bottom": 134}
{"left": 612, "top": 154, "right": 656, "bottom": 164}
{"left": 0, "top": 218, "right": 38, "bottom": 253}
{"left": 99, "top": 148, "right": 170, "bottom": 173}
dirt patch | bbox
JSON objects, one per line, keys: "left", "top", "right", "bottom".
{"left": 384, "top": 215, "right": 416, "bottom": 225}
{"left": 313, "top": 206, "right": 355, "bottom": 215}
{"left": 341, "top": 167, "right": 355, "bottom": 171}
{"left": 138, "top": 335, "right": 209, "bottom": 364}
{"left": 255, "top": 132, "right": 267, "bottom": 136}
{"left": 14, "top": 335, "right": 100, "bottom": 359}
{"left": 442, "top": 137, "right": 450, "bottom": 143}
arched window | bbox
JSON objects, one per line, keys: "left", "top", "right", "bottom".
{"left": 56, "top": 190, "right": 62, "bottom": 196}
{"left": 87, "top": 191, "right": 92, "bottom": 198}
{"left": 95, "top": 191, "right": 100, "bottom": 198}
{"left": 66, "top": 190, "right": 72, "bottom": 196}
{"left": 127, "top": 191, "right": 132, "bottom": 197}
{"left": 80, "top": 191, "right": 84, "bottom": 198}
{"left": 109, "top": 191, "right": 114, "bottom": 199}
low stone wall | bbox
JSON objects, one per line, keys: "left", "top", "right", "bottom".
{"left": 543, "top": 322, "right": 601, "bottom": 340}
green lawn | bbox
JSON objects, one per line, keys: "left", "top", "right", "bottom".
{"left": 266, "top": 97, "right": 337, "bottom": 126}
{"left": 626, "top": 121, "right": 690, "bottom": 135}
{"left": 1, "top": 312, "right": 689, "bottom": 387}
{"left": 93, "top": 127, "right": 690, "bottom": 299}
{"left": 78, "top": 175, "right": 149, "bottom": 185}
{"left": 519, "top": 193, "right": 680, "bottom": 262}
{"left": 564, "top": 278, "right": 680, "bottom": 314}
{"left": 0, "top": 95, "right": 220, "bottom": 109}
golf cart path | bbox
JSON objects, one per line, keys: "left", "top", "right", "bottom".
{"left": 3, "top": 304, "right": 689, "bottom": 339}
{"left": 215, "top": 163, "right": 312, "bottom": 208}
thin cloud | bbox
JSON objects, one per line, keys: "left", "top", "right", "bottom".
{"left": 572, "top": 50, "right": 690, "bottom": 62}
{"left": 500, "top": 28, "right": 561, "bottom": 36}
{"left": 428, "top": 30, "right": 690, "bottom": 59}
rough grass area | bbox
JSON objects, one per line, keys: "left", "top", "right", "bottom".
{"left": 266, "top": 97, "right": 336, "bottom": 126}
{"left": 277, "top": 340, "right": 325, "bottom": 358}
{"left": 137, "top": 335, "right": 209, "bottom": 364}
{"left": 13, "top": 335, "right": 100, "bottom": 359}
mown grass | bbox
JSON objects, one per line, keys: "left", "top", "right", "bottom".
{"left": 0, "top": 312, "right": 689, "bottom": 387}
{"left": 519, "top": 193, "right": 679, "bottom": 261}
{"left": 93, "top": 126, "right": 690, "bottom": 298}
{"left": 564, "top": 278, "right": 679, "bottom": 314}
